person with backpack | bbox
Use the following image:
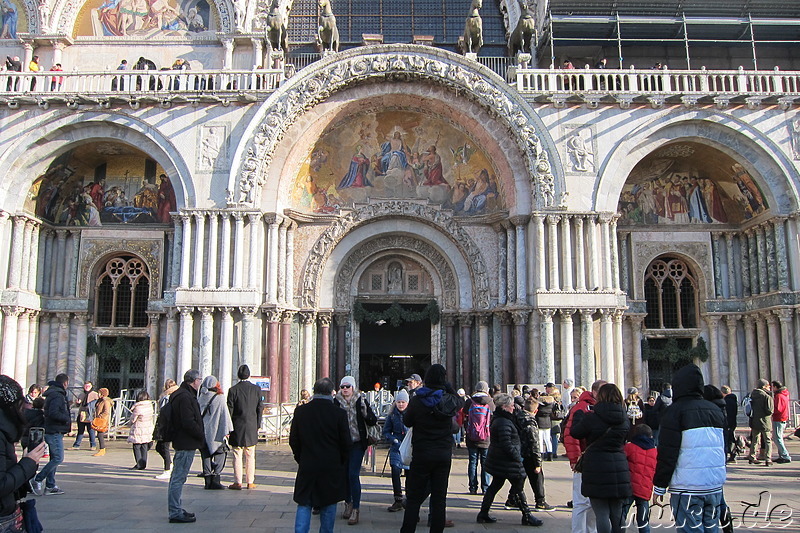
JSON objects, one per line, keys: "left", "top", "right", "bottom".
{"left": 747, "top": 379, "right": 773, "bottom": 465}
{"left": 72, "top": 381, "right": 99, "bottom": 450}
{"left": 463, "top": 380, "right": 494, "bottom": 495}
{"left": 153, "top": 379, "right": 178, "bottom": 479}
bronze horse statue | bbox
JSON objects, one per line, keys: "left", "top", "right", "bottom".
{"left": 508, "top": 0, "right": 535, "bottom": 57}
{"left": 266, "top": 0, "right": 289, "bottom": 52}
{"left": 463, "top": 0, "right": 483, "bottom": 55}
{"left": 316, "top": 0, "right": 339, "bottom": 53}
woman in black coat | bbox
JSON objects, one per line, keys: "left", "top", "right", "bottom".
{"left": 477, "top": 393, "right": 543, "bottom": 527}
{"left": 570, "top": 383, "right": 631, "bottom": 533}
{"left": 0, "top": 375, "right": 46, "bottom": 529}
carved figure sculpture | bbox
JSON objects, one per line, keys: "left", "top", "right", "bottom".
{"left": 316, "top": 0, "right": 339, "bottom": 53}
{"left": 508, "top": 0, "right": 535, "bottom": 57}
{"left": 266, "top": 0, "right": 288, "bottom": 51}
{"left": 463, "top": 0, "right": 482, "bottom": 55}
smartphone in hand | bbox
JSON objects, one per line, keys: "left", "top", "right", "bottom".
{"left": 27, "top": 427, "right": 45, "bottom": 452}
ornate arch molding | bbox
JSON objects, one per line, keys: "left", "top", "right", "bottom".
{"left": 232, "top": 44, "right": 562, "bottom": 211}
{"left": 0, "top": 111, "right": 193, "bottom": 211}
{"left": 16, "top": 0, "right": 39, "bottom": 33}
{"left": 335, "top": 235, "right": 458, "bottom": 310}
{"left": 595, "top": 113, "right": 800, "bottom": 214}
{"left": 78, "top": 238, "right": 163, "bottom": 300}
{"left": 301, "top": 200, "right": 491, "bottom": 310}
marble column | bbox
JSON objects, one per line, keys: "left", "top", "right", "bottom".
{"left": 774, "top": 219, "right": 790, "bottom": 291}
{"left": 574, "top": 217, "right": 587, "bottom": 291}
{"left": 40, "top": 230, "right": 54, "bottom": 295}
{"left": 506, "top": 222, "right": 516, "bottom": 303}
{"left": 580, "top": 309, "right": 596, "bottom": 386}
{"left": 280, "top": 310, "right": 296, "bottom": 403}
{"left": 628, "top": 315, "right": 644, "bottom": 390}
{"left": 240, "top": 307, "right": 257, "bottom": 371}
{"left": 251, "top": 38, "right": 263, "bottom": 69}
{"left": 724, "top": 314, "right": 741, "bottom": 391}
{"left": 612, "top": 310, "right": 624, "bottom": 392}
{"left": 755, "top": 313, "right": 769, "bottom": 378}
{"left": 219, "top": 308, "right": 234, "bottom": 392}
{"left": 285, "top": 223, "right": 295, "bottom": 305}
{"left": 587, "top": 216, "right": 599, "bottom": 290}
{"left": 277, "top": 222, "right": 287, "bottom": 304}
{"left": 756, "top": 226, "right": 768, "bottom": 294}
{"left": 69, "top": 312, "right": 88, "bottom": 388}
{"left": 740, "top": 233, "right": 751, "bottom": 297}
{"left": 533, "top": 215, "right": 546, "bottom": 291}
{"left": 198, "top": 307, "right": 214, "bottom": 377}
{"left": 219, "top": 213, "right": 231, "bottom": 289}
{"left": 787, "top": 216, "right": 800, "bottom": 291}
{"left": 618, "top": 231, "right": 629, "bottom": 294}
{"left": 55, "top": 313, "right": 70, "bottom": 375}
{"left": 263, "top": 309, "right": 282, "bottom": 402}
{"left": 766, "top": 312, "right": 782, "bottom": 383}
{"left": 207, "top": 212, "right": 219, "bottom": 288}
{"left": 766, "top": 223, "right": 778, "bottom": 292}
{"left": 67, "top": 230, "right": 80, "bottom": 297}
{"left": 334, "top": 312, "right": 348, "bottom": 384}
{"left": 513, "top": 217, "right": 528, "bottom": 303}
{"left": 459, "top": 314, "right": 473, "bottom": 390}
{"left": 179, "top": 215, "right": 192, "bottom": 288}
{"left": 711, "top": 233, "right": 723, "bottom": 298}
{"left": 609, "top": 217, "right": 620, "bottom": 291}
{"left": 743, "top": 315, "right": 758, "bottom": 388}
{"left": 499, "top": 312, "right": 513, "bottom": 385}
{"left": 145, "top": 312, "right": 160, "bottom": 396}
{"left": 248, "top": 213, "right": 262, "bottom": 289}
{"left": 477, "top": 313, "right": 490, "bottom": 383}
{"left": 318, "top": 312, "right": 332, "bottom": 379}
{"left": 7, "top": 217, "right": 26, "bottom": 289}
{"left": 546, "top": 215, "right": 560, "bottom": 291}
{"left": 164, "top": 309, "right": 178, "bottom": 383}
{"left": 599, "top": 309, "right": 614, "bottom": 382}
{"left": 561, "top": 216, "right": 574, "bottom": 291}
{"left": 512, "top": 310, "right": 529, "bottom": 383}
{"left": 442, "top": 314, "right": 457, "bottom": 384}
{"left": 538, "top": 309, "right": 556, "bottom": 383}
{"left": 725, "top": 233, "right": 737, "bottom": 298}
{"left": 54, "top": 230, "right": 68, "bottom": 296}
{"left": 25, "top": 311, "right": 39, "bottom": 388}
{"left": 267, "top": 219, "right": 280, "bottom": 304}
{"left": 560, "top": 309, "right": 575, "bottom": 383}
{"left": 14, "top": 311, "right": 29, "bottom": 386}
{"left": 299, "top": 311, "right": 316, "bottom": 392}
{"left": 496, "top": 225, "right": 508, "bottom": 304}
{"left": 775, "top": 309, "right": 797, "bottom": 395}
{"left": 222, "top": 38, "right": 234, "bottom": 69}
{"left": 19, "top": 220, "right": 33, "bottom": 291}
{"left": 745, "top": 230, "right": 756, "bottom": 294}
{"left": 192, "top": 212, "right": 205, "bottom": 288}
{"left": 37, "top": 314, "right": 51, "bottom": 385}
{"left": 233, "top": 213, "right": 245, "bottom": 288}
{"left": 599, "top": 216, "right": 613, "bottom": 291}
{"left": 178, "top": 307, "right": 194, "bottom": 377}
{"left": 704, "top": 315, "right": 721, "bottom": 387}
{"left": 170, "top": 217, "right": 183, "bottom": 288}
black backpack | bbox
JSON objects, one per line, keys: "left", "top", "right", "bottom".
{"left": 152, "top": 400, "right": 173, "bottom": 442}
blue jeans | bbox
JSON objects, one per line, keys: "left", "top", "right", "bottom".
{"left": 773, "top": 421, "right": 791, "bottom": 460}
{"left": 36, "top": 433, "right": 64, "bottom": 488}
{"left": 345, "top": 444, "right": 365, "bottom": 509}
{"left": 467, "top": 445, "right": 489, "bottom": 493}
{"left": 670, "top": 492, "right": 722, "bottom": 533}
{"left": 73, "top": 421, "right": 96, "bottom": 448}
{"left": 625, "top": 496, "right": 651, "bottom": 533}
{"left": 551, "top": 431, "right": 560, "bottom": 457}
{"left": 295, "top": 504, "right": 336, "bottom": 533}
{"left": 168, "top": 449, "right": 196, "bottom": 519}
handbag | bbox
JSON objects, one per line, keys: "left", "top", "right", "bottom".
{"left": 573, "top": 426, "right": 611, "bottom": 473}
{"left": 399, "top": 427, "right": 413, "bottom": 466}
{"left": 91, "top": 416, "right": 109, "bottom": 433}
{"left": 366, "top": 423, "right": 382, "bottom": 446}
{"left": 19, "top": 500, "right": 43, "bottom": 533}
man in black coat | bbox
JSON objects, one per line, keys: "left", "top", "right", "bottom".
{"left": 30, "top": 373, "right": 70, "bottom": 496}
{"left": 227, "top": 364, "right": 263, "bottom": 490}
{"left": 721, "top": 385, "right": 738, "bottom": 462}
{"left": 167, "top": 369, "right": 205, "bottom": 523}
{"left": 290, "top": 377, "right": 351, "bottom": 533}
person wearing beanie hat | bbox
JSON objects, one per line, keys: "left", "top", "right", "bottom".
{"left": 167, "top": 369, "right": 205, "bottom": 523}
{"left": 227, "top": 364, "right": 263, "bottom": 489}
{"left": 334, "top": 376, "right": 378, "bottom": 525}
{"left": 198, "top": 375, "right": 233, "bottom": 490}
{"left": 384, "top": 388, "right": 411, "bottom": 512}
{"left": 92, "top": 387, "right": 113, "bottom": 458}
{"left": 400, "top": 364, "right": 462, "bottom": 533}
{"left": 476, "top": 381, "right": 489, "bottom": 393}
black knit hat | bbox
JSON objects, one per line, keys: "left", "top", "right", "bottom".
{"left": 424, "top": 364, "right": 447, "bottom": 387}
{"left": 0, "top": 375, "right": 23, "bottom": 408}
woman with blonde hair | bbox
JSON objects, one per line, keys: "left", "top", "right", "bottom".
{"left": 128, "top": 390, "right": 155, "bottom": 470}
{"left": 92, "top": 388, "right": 113, "bottom": 457}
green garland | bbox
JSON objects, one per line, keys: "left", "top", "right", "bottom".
{"left": 353, "top": 300, "right": 440, "bottom": 327}
{"left": 87, "top": 336, "right": 148, "bottom": 361}
{"left": 641, "top": 337, "right": 709, "bottom": 363}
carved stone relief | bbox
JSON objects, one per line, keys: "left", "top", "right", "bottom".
{"left": 564, "top": 124, "right": 596, "bottom": 174}
{"left": 791, "top": 117, "right": 800, "bottom": 160}
{"left": 77, "top": 236, "right": 163, "bottom": 299}
{"left": 236, "top": 45, "right": 559, "bottom": 210}
{"left": 198, "top": 124, "right": 229, "bottom": 172}
{"left": 301, "top": 200, "right": 490, "bottom": 310}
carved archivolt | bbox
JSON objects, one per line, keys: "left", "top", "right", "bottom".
{"left": 301, "top": 200, "right": 490, "bottom": 310}
{"left": 335, "top": 235, "right": 458, "bottom": 310}
{"left": 236, "top": 44, "right": 559, "bottom": 210}
{"left": 78, "top": 237, "right": 163, "bottom": 300}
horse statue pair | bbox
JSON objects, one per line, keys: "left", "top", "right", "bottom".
{"left": 462, "top": 0, "right": 482, "bottom": 55}
{"left": 508, "top": 0, "right": 535, "bottom": 57}
{"left": 316, "top": 0, "right": 339, "bottom": 53}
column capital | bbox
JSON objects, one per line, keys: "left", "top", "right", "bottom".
{"left": 179, "top": 212, "right": 192, "bottom": 223}
{"left": 546, "top": 214, "right": 561, "bottom": 225}
{"left": 742, "top": 313, "right": 756, "bottom": 328}
{"left": 627, "top": 314, "right": 645, "bottom": 326}
{"left": 440, "top": 313, "right": 458, "bottom": 327}
{"left": 509, "top": 215, "right": 530, "bottom": 226}
{"left": 281, "top": 309, "right": 297, "bottom": 323}
{"left": 248, "top": 212, "right": 262, "bottom": 224}
{"left": 497, "top": 311, "right": 513, "bottom": 326}
{"left": 298, "top": 310, "right": 317, "bottom": 324}
{"left": 458, "top": 313, "right": 474, "bottom": 327}
{"left": 580, "top": 308, "right": 596, "bottom": 319}
{"left": 0, "top": 211, "right": 9, "bottom": 223}
{"left": 531, "top": 213, "right": 546, "bottom": 224}
{"left": 538, "top": 308, "right": 556, "bottom": 321}
{"left": 178, "top": 306, "right": 194, "bottom": 317}
{"left": 193, "top": 211, "right": 206, "bottom": 220}
{"left": 232, "top": 211, "right": 245, "bottom": 222}
{"left": 221, "top": 38, "right": 235, "bottom": 51}
{"left": 21, "top": 42, "right": 33, "bottom": 52}
{"left": 57, "top": 313, "right": 71, "bottom": 325}
{"left": 573, "top": 215, "right": 584, "bottom": 227}
{"left": 510, "top": 309, "right": 529, "bottom": 325}
{"left": 27, "top": 310, "right": 40, "bottom": 320}
{"left": 724, "top": 314, "right": 742, "bottom": 325}
{"left": 476, "top": 312, "right": 492, "bottom": 327}
{"left": 73, "top": 312, "right": 90, "bottom": 323}
{"left": 599, "top": 308, "right": 614, "bottom": 320}
{"left": 774, "top": 308, "right": 794, "bottom": 322}
{"left": 317, "top": 311, "right": 333, "bottom": 326}
{"left": 198, "top": 306, "right": 214, "bottom": 318}
{"left": 165, "top": 308, "right": 178, "bottom": 319}
{"left": 262, "top": 307, "right": 283, "bottom": 322}
{"left": 239, "top": 306, "right": 258, "bottom": 316}
{"left": 1, "top": 306, "right": 25, "bottom": 317}
{"left": 559, "top": 308, "right": 576, "bottom": 318}
{"left": 333, "top": 311, "right": 350, "bottom": 326}
{"left": 598, "top": 213, "right": 614, "bottom": 224}
{"left": 703, "top": 314, "right": 721, "bottom": 328}
{"left": 219, "top": 306, "right": 235, "bottom": 316}
{"left": 612, "top": 309, "right": 624, "bottom": 321}
{"left": 764, "top": 312, "right": 779, "bottom": 325}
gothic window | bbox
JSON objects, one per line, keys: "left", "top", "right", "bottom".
{"left": 94, "top": 255, "right": 150, "bottom": 328}
{"left": 644, "top": 257, "right": 698, "bottom": 330}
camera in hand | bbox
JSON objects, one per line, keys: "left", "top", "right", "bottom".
{"left": 27, "top": 427, "right": 44, "bottom": 452}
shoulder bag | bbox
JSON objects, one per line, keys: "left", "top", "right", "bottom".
{"left": 573, "top": 426, "right": 611, "bottom": 473}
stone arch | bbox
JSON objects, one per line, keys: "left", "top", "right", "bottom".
{"left": 305, "top": 200, "right": 490, "bottom": 310}
{"left": 80, "top": 244, "right": 161, "bottom": 300}
{"left": 12, "top": 0, "right": 40, "bottom": 33}
{"left": 0, "top": 111, "right": 194, "bottom": 212}
{"left": 596, "top": 112, "right": 800, "bottom": 214}
{"left": 229, "top": 44, "right": 563, "bottom": 212}
{"left": 334, "top": 236, "right": 457, "bottom": 310}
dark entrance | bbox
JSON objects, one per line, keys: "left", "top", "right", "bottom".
{"left": 645, "top": 337, "right": 694, "bottom": 394}
{"left": 359, "top": 303, "right": 431, "bottom": 392}
{"left": 93, "top": 336, "right": 148, "bottom": 398}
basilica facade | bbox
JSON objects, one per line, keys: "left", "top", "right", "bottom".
{"left": 1, "top": 0, "right": 799, "bottom": 402}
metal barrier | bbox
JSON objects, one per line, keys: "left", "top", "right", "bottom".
{"left": 260, "top": 402, "right": 296, "bottom": 443}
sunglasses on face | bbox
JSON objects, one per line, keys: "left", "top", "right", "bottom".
{"left": 340, "top": 384, "right": 352, "bottom": 389}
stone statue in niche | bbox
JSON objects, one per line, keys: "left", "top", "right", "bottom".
{"left": 387, "top": 263, "right": 403, "bottom": 293}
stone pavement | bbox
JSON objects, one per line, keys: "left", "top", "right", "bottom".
{"left": 32, "top": 435, "right": 799, "bottom": 532}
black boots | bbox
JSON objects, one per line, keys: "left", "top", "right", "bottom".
{"left": 204, "top": 474, "right": 224, "bottom": 490}
{"left": 514, "top": 492, "right": 543, "bottom": 527}
{"left": 476, "top": 513, "right": 497, "bottom": 523}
